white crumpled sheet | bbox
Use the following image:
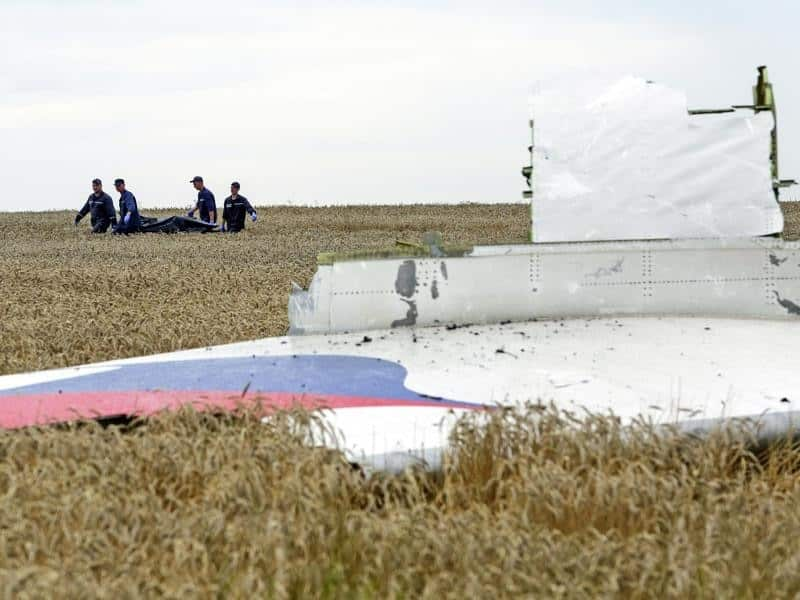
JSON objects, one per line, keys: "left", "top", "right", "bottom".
{"left": 532, "top": 77, "right": 782, "bottom": 242}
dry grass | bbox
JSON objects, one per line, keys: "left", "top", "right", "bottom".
{"left": 0, "top": 205, "right": 528, "bottom": 376}
{"left": 780, "top": 201, "right": 800, "bottom": 240}
{"left": 1, "top": 406, "right": 800, "bottom": 597}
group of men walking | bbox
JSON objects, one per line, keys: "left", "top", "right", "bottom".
{"left": 74, "top": 178, "right": 140, "bottom": 234}
{"left": 75, "top": 176, "right": 257, "bottom": 234}
{"left": 186, "top": 176, "right": 258, "bottom": 232}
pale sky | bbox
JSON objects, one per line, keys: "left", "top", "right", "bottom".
{"left": 1, "top": 0, "right": 798, "bottom": 211}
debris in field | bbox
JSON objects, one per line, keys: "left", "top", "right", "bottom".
{"left": 445, "top": 323, "right": 474, "bottom": 331}
{"left": 495, "top": 348, "right": 518, "bottom": 359}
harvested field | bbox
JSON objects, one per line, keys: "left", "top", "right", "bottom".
{"left": 3, "top": 204, "right": 800, "bottom": 596}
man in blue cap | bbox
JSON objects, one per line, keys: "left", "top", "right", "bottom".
{"left": 112, "top": 178, "right": 141, "bottom": 234}
{"left": 75, "top": 179, "right": 117, "bottom": 233}
{"left": 187, "top": 176, "right": 216, "bottom": 224}
{"left": 221, "top": 181, "right": 257, "bottom": 232}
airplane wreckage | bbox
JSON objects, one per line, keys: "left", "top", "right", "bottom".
{"left": 2, "top": 66, "right": 799, "bottom": 472}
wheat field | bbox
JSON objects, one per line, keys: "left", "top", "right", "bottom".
{"left": 1, "top": 406, "right": 799, "bottom": 597}
{"left": 2, "top": 205, "right": 800, "bottom": 597}
{"left": 0, "top": 206, "right": 528, "bottom": 376}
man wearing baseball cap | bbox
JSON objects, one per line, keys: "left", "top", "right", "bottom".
{"left": 75, "top": 178, "right": 117, "bottom": 233}
{"left": 187, "top": 176, "right": 217, "bottom": 224}
{"left": 221, "top": 181, "right": 257, "bottom": 233}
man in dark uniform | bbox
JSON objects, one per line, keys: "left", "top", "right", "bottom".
{"left": 75, "top": 179, "right": 117, "bottom": 233}
{"left": 112, "top": 178, "right": 141, "bottom": 234}
{"left": 187, "top": 176, "right": 216, "bottom": 223}
{"left": 221, "top": 181, "right": 257, "bottom": 233}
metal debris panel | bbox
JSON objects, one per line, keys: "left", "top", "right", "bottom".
{"left": 531, "top": 77, "right": 782, "bottom": 241}
{"left": 290, "top": 238, "right": 800, "bottom": 334}
{"left": 3, "top": 317, "right": 800, "bottom": 472}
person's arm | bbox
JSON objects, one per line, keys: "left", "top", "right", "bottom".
{"left": 75, "top": 199, "right": 90, "bottom": 225}
{"left": 105, "top": 195, "right": 117, "bottom": 227}
{"left": 123, "top": 192, "right": 137, "bottom": 220}
{"left": 190, "top": 198, "right": 205, "bottom": 219}
{"left": 208, "top": 193, "right": 217, "bottom": 223}
{"left": 245, "top": 198, "right": 257, "bottom": 222}
{"left": 221, "top": 202, "right": 229, "bottom": 231}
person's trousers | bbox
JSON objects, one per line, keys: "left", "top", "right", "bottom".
{"left": 113, "top": 216, "right": 141, "bottom": 235}
{"left": 91, "top": 219, "right": 112, "bottom": 233}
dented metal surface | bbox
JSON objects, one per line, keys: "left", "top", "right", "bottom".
{"left": 289, "top": 237, "right": 800, "bottom": 334}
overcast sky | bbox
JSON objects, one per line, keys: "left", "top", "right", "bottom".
{"left": 1, "top": 0, "right": 798, "bottom": 211}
